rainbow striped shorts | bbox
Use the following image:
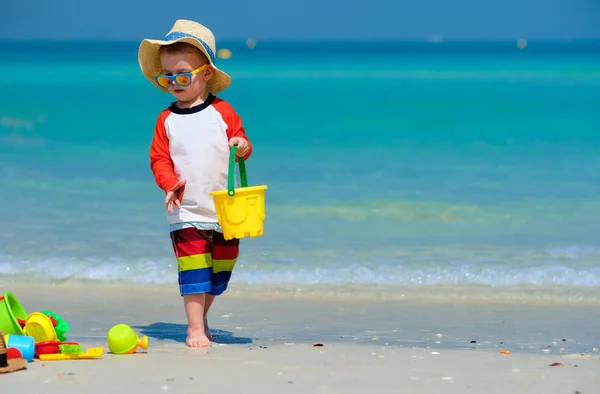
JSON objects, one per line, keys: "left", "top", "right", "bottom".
{"left": 169, "top": 224, "right": 239, "bottom": 296}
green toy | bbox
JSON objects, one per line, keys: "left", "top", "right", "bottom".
{"left": 0, "top": 292, "right": 27, "bottom": 335}
{"left": 107, "top": 324, "right": 148, "bottom": 354}
{"left": 58, "top": 344, "right": 83, "bottom": 355}
{"left": 41, "top": 310, "right": 70, "bottom": 342}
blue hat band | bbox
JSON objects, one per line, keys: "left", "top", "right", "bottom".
{"left": 164, "top": 32, "right": 215, "bottom": 63}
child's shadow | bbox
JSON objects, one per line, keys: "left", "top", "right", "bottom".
{"left": 133, "top": 322, "right": 252, "bottom": 345}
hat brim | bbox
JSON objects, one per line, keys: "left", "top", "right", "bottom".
{"left": 138, "top": 37, "right": 231, "bottom": 95}
{"left": 0, "top": 358, "right": 27, "bottom": 374}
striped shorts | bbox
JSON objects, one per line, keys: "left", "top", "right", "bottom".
{"left": 169, "top": 226, "right": 239, "bottom": 296}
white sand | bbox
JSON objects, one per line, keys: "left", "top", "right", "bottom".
{"left": 3, "top": 281, "right": 598, "bottom": 393}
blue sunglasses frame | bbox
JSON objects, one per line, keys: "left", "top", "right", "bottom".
{"left": 154, "top": 64, "right": 208, "bottom": 88}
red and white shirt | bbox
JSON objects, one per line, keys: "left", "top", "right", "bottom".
{"left": 149, "top": 94, "right": 252, "bottom": 224}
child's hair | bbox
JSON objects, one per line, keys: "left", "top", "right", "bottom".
{"left": 159, "top": 42, "right": 209, "bottom": 63}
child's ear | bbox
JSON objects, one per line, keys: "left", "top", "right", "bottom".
{"left": 204, "top": 66, "right": 214, "bottom": 81}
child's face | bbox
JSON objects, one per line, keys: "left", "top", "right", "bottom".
{"left": 159, "top": 50, "right": 213, "bottom": 102}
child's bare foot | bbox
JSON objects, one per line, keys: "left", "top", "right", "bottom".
{"left": 204, "top": 317, "right": 213, "bottom": 340}
{"left": 186, "top": 326, "right": 211, "bottom": 348}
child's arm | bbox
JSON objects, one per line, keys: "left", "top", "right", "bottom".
{"left": 149, "top": 112, "right": 182, "bottom": 193}
{"left": 226, "top": 112, "right": 252, "bottom": 161}
{"left": 214, "top": 100, "right": 253, "bottom": 160}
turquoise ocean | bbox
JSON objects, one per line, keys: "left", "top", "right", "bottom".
{"left": 1, "top": 40, "right": 599, "bottom": 300}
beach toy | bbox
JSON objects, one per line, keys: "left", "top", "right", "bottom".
{"left": 0, "top": 292, "right": 27, "bottom": 335}
{"left": 3, "top": 334, "right": 35, "bottom": 362}
{"left": 35, "top": 341, "right": 79, "bottom": 357}
{"left": 41, "top": 310, "right": 70, "bottom": 342}
{"left": 107, "top": 324, "right": 148, "bottom": 354}
{"left": 58, "top": 344, "right": 83, "bottom": 355}
{"left": 210, "top": 145, "right": 268, "bottom": 240}
{"left": 23, "top": 312, "right": 57, "bottom": 343}
{"left": 0, "top": 330, "right": 27, "bottom": 373}
{"left": 6, "top": 347, "right": 22, "bottom": 360}
{"left": 39, "top": 347, "right": 104, "bottom": 361}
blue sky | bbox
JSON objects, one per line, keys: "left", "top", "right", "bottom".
{"left": 1, "top": 0, "right": 599, "bottom": 41}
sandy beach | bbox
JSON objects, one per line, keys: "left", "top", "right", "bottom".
{"left": 2, "top": 280, "right": 598, "bottom": 393}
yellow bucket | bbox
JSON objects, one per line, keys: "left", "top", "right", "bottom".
{"left": 210, "top": 145, "right": 267, "bottom": 241}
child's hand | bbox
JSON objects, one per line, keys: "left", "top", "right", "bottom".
{"left": 229, "top": 137, "right": 249, "bottom": 157}
{"left": 165, "top": 180, "right": 186, "bottom": 213}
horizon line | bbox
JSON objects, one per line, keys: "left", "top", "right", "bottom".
{"left": 1, "top": 38, "right": 599, "bottom": 44}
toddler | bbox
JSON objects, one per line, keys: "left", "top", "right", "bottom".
{"left": 138, "top": 20, "right": 252, "bottom": 347}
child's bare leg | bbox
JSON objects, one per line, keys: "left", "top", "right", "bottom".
{"left": 203, "top": 294, "right": 216, "bottom": 339}
{"left": 183, "top": 294, "right": 211, "bottom": 347}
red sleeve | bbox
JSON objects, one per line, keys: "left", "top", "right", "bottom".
{"left": 149, "top": 109, "right": 181, "bottom": 193}
{"left": 212, "top": 98, "right": 252, "bottom": 160}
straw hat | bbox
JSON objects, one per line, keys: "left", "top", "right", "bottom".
{"left": 0, "top": 331, "right": 27, "bottom": 374}
{"left": 138, "top": 20, "right": 231, "bottom": 94}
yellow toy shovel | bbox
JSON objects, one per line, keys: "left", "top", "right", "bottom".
{"left": 39, "top": 346, "right": 104, "bottom": 361}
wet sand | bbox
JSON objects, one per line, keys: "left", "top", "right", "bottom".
{"left": 3, "top": 281, "right": 599, "bottom": 393}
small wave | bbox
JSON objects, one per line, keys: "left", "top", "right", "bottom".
{"left": 2, "top": 245, "right": 600, "bottom": 291}
{"left": 0, "top": 256, "right": 176, "bottom": 285}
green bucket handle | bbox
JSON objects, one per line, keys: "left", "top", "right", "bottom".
{"left": 228, "top": 145, "right": 248, "bottom": 197}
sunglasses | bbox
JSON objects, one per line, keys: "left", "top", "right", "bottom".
{"left": 154, "top": 64, "right": 208, "bottom": 89}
